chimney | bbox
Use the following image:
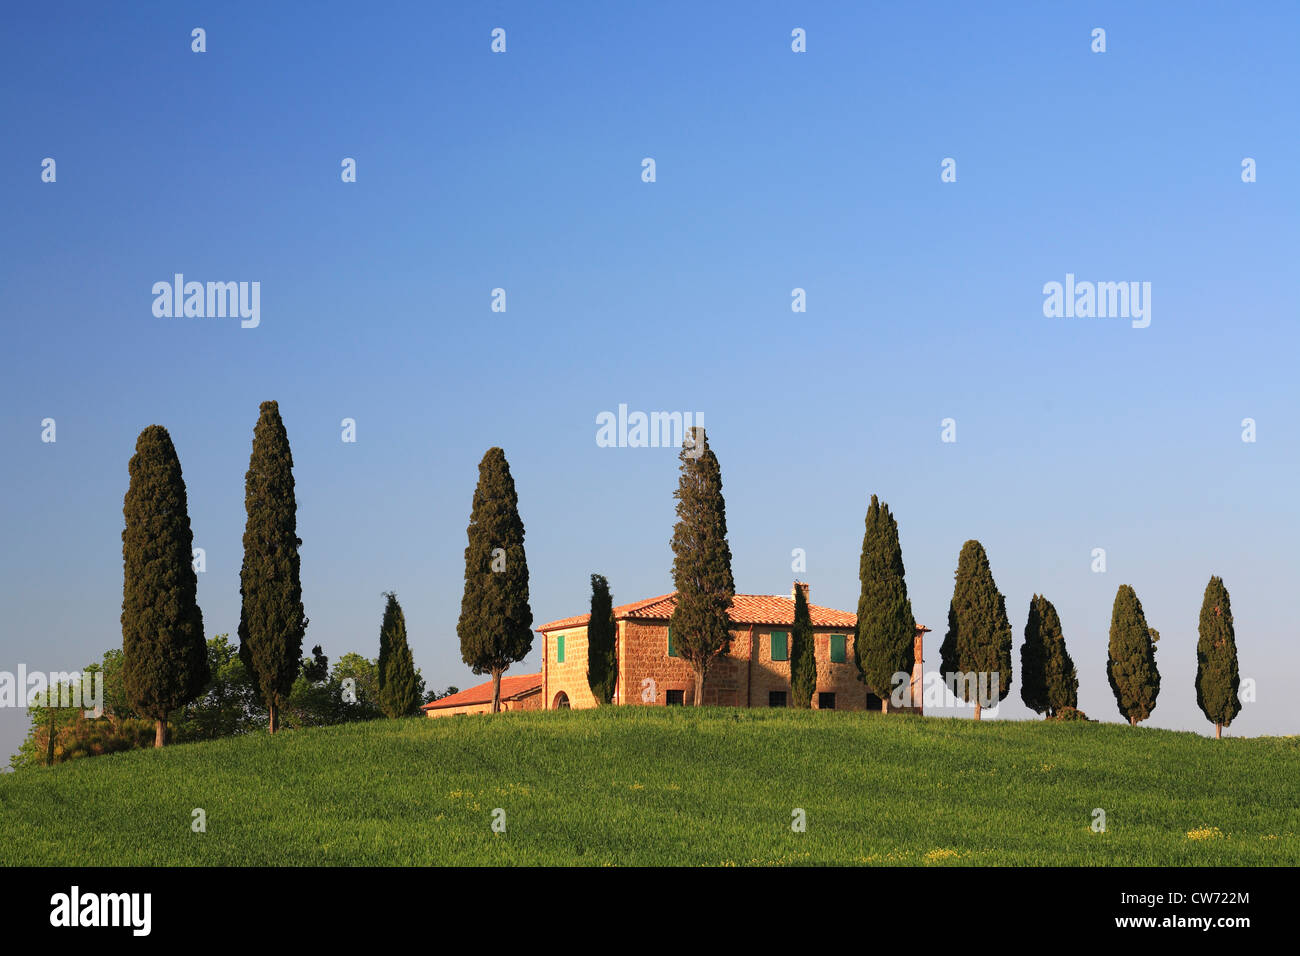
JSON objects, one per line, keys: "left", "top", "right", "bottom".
{"left": 792, "top": 581, "right": 810, "bottom": 603}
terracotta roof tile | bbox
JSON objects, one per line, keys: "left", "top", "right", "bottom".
{"left": 420, "top": 673, "right": 542, "bottom": 710}
{"left": 538, "top": 591, "right": 928, "bottom": 632}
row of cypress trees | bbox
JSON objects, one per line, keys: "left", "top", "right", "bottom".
{"left": 636, "top": 430, "right": 1244, "bottom": 734}
{"left": 857, "top": 516, "right": 1243, "bottom": 736}
{"left": 121, "top": 402, "right": 422, "bottom": 747}
{"left": 123, "top": 418, "right": 1243, "bottom": 736}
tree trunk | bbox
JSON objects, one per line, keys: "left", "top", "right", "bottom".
{"left": 1129, "top": 715, "right": 1137, "bottom": 726}
{"left": 47, "top": 709, "right": 57, "bottom": 765}
{"left": 491, "top": 669, "right": 502, "bottom": 713}
{"left": 268, "top": 702, "right": 278, "bottom": 735}
{"left": 881, "top": 697, "right": 889, "bottom": 715}
{"left": 1215, "top": 722, "right": 1222, "bottom": 739}
{"left": 973, "top": 700, "right": 981, "bottom": 721}
{"left": 154, "top": 719, "right": 166, "bottom": 748}
{"left": 693, "top": 670, "right": 704, "bottom": 706}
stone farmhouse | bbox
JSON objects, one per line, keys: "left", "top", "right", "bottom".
{"left": 425, "top": 582, "right": 928, "bottom": 716}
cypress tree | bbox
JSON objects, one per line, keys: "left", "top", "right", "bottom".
{"left": 939, "top": 540, "right": 1012, "bottom": 720}
{"left": 377, "top": 592, "right": 397, "bottom": 694}
{"left": 121, "top": 425, "right": 210, "bottom": 747}
{"left": 1019, "top": 594, "right": 1078, "bottom": 718}
{"left": 457, "top": 447, "right": 533, "bottom": 712}
{"left": 1195, "top": 575, "right": 1242, "bottom": 739}
{"left": 855, "top": 495, "right": 917, "bottom": 711}
{"left": 237, "top": 401, "right": 308, "bottom": 734}
{"left": 1106, "top": 584, "right": 1160, "bottom": 725}
{"left": 378, "top": 593, "right": 419, "bottom": 718}
{"left": 668, "top": 427, "right": 736, "bottom": 706}
{"left": 586, "top": 574, "right": 617, "bottom": 705}
{"left": 789, "top": 584, "right": 817, "bottom": 708}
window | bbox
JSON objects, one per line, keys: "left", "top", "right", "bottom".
{"left": 829, "top": 634, "right": 847, "bottom": 663}
{"left": 556, "top": 633, "right": 565, "bottom": 663}
{"left": 818, "top": 692, "right": 836, "bottom": 710}
{"left": 769, "top": 691, "right": 787, "bottom": 707}
{"left": 770, "top": 631, "right": 789, "bottom": 661}
{"left": 666, "top": 690, "right": 684, "bottom": 705}
{"left": 667, "top": 626, "right": 678, "bottom": 657}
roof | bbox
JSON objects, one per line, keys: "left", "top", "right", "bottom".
{"left": 539, "top": 591, "right": 930, "bottom": 633}
{"left": 420, "top": 673, "right": 542, "bottom": 710}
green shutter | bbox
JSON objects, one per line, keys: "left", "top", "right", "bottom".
{"left": 830, "top": 634, "right": 846, "bottom": 663}
{"left": 771, "top": 631, "right": 788, "bottom": 661}
{"left": 667, "top": 626, "right": 677, "bottom": 657}
{"left": 557, "top": 634, "right": 565, "bottom": 663}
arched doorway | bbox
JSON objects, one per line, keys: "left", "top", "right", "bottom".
{"left": 552, "top": 691, "right": 570, "bottom": 710}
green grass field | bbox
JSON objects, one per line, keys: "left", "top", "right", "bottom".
{"left": 1, "top": 708, "right": 1296, "bottom": 866}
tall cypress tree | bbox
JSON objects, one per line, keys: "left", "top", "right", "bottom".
{"left": 586, "top": 574, "right": 617, "bottom": 705}
{"left": 121, "top": 425, "right": 210, "bottom": 747}
{"left": 1196, "top": 575, "right": 1242, "bottom": 739}
{"left": 939, "top": 540, "right": 1012, "bottom": 720}
{"left": 457, "top": 447, "right": 533, "bottom": 712}
{"left": 237, "top": 401, "right": 308, "bottom": 734}
{"left": 855, "top": 495, "right": 917, "bottom": 711}
{"left": 789, "top": 584, "right": 817, "bottom": 708}
{"left": 1020, "top": 594, "right": 1078, "bottom": 718}
{"left": 668, "top": 427, "right": 735, "bottom": 707}
{"left": 378, "top": 593, "right": 419, "bottom": 718}
{"left": 377, "top": 591, "right": 397, "bottom": 694}
{"left": 1106, "top": 584, "right": 1160, "bottom": 725}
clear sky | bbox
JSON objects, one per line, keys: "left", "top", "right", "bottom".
{"left": 3, "top": 1, "right": 1297, "bottom": 762}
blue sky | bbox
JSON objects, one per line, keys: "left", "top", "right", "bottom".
{"left": 3, "top": 1, "right": 1298, "bottom": 761}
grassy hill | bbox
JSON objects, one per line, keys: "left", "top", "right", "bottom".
{"left": 1, "top": 708, "right": 1296, "bottom": 866}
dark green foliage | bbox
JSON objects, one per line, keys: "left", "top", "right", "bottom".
{"left": 10, "top": 638, "right": 400, "bottom": 769}
{"left": 586, "top": 574, "right": 617, "bottom": 705}
{"left": 789, "top": 585, "right": 817, "bottom": 708}
{"left": 668, "top": 428, "right": 736, "bottom": 706}
{"left": 1050, "top": 706, "right": 1091, "bottom": 722}
{"left": 855, "top": 495, "right": 917, "bottom": 703}
{"left": 377, "top": 593, "right": 398, "bottom": 691}
{"left": 457, "top": 447, "right": 533, "bottom": 712}
{"left": 378, "top": 594, "right": 420, "bottom": 717}
{"left": 1196, "top": 576, "right": 1242, "bottom": 736}
{"left": 1107, "top": 584, "right": 1160, "bottom": 725}
{"left": 939, "top": 540, "right": 1012, "bottom": 717}
{"left": 121, "top": 425, "right": 210, "bottom": 745}
{"left": 424, "top": 686, "right": 460, "bottom": 705}
{"left": 1019, "top": 594, "right": 1078, "bottom": 717}
{"left": 237, "top": 401, "right": 308, "bottom": 733}
{"left": 176, "top": 635, "right": 263, "bottom": 741}
{"left": 299, "top": 645, "right": 329, "bottom": 684}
